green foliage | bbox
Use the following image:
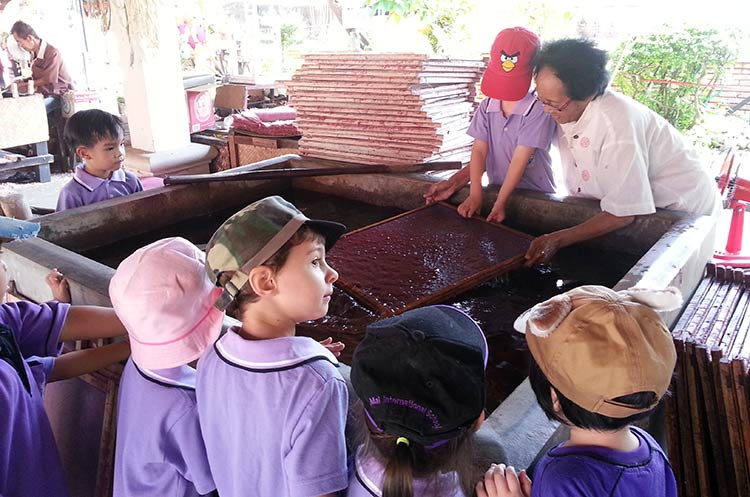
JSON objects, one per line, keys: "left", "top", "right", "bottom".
{"left": 280, "top": 23, "right": 301, "bottom": 50}
{"left": 612, "top": 28, "right": 737, "bottom": 131}
{"left": 364, "top": 0, "right": 472, "bottom": 54}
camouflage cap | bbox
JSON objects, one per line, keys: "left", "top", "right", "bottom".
{"left": 205, "top": 195, "right": 346, "bottom": 310}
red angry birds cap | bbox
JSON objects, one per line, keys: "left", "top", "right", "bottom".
{"left": 480, "top": 27, "right": 540, "bottom": 101}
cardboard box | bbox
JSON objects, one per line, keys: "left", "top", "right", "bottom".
{"left": 214, "top": 84, "right": 247, "bottom": 109}
{"left": 186, "top": 88, "right": 215, "bottom": 133}
{"left": 61, "top": 91, "right": 103, "bottom": 118}
{"left": 228, "top": 132, "right": 299, "bottom": 168}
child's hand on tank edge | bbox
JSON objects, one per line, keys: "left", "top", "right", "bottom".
{"left": 319, "top": 337, "right": 345, "bottom": 357}
{"left": 457, "top": 194, "right": 481, "bottom": 218}
{"left": 476, "top": 464, "right": 532, "bottom": 497}
{"left": 45, "top": 268, "right": 71, "bottom": 303}
{"left": 486, "top": 201, "right": 506, "bottom": 224}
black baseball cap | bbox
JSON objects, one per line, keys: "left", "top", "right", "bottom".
{"left": 351, "top": 305, "right": 488, "bottom": 446}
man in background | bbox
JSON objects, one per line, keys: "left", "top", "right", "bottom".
{"left": 10, "top": 20, "right": 73, "bottom": 112}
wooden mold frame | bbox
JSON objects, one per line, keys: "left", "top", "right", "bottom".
{"left": 669, "top": 265, "right": 750, "bottom": 497}
{"left": 327, "top": 202, "right": 533, "bottom": 316}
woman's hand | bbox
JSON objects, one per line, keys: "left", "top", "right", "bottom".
{"left": 524, "top": 233, "right": 563, "bottom": 267}
{"left": 424, "top": 180, "right": 458, "bottom": 205}
{"left": 46, "top": 268, "right": 71, "bottom": 303}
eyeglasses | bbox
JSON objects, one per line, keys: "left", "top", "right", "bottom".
{"left": 534, "top": 93, "right": 572, "bottom": 113}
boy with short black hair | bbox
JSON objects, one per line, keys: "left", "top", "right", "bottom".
{"left": 57, "top": 109, "right": 143, "bottom": 211}
{"left": 197, "top": 195, "right": 349, "bottom": 497}
{"left": 477, "top": 285, "right": 680, "bottom": 497}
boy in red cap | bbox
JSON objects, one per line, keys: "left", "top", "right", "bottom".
{"left": 425, "top": 27, "right": 557, "bottom": 225}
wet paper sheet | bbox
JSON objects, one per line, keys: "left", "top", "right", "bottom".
{"left": 327, "top": 202, "right": 533, "bottom": 315}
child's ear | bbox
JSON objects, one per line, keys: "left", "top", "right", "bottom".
{"left": 248, "top": 266, "right": 276, "bottom": 296}
{"left": 471, "top": 409, "right": 486, "bottom": 432}
{"left": 550, "top": 388, "right": 562, "bottom": 414}
{"left": 75, "top": 145, "right": 91, "bottom": 160}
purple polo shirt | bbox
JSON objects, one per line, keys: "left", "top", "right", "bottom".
{"left": 468, "top": 93, "right": 557, "bottom": 193}
{"left": 197, "top": 328, "right": 349, "bottom": 497}
{"left": 0, "top": 301, "right": 70, "bottom": 497}
{"left": 531, "top": 427, "right": 677, "bottom": 497}
{"left": 347, "top": 446, "right": 466, "bottom": 497}
{"left": 114, "top": 359, "right": 215, "bottom": 497}
{"left": 25, "top": 355, "right": 56, "bottom": 396}
{"left": 56, "top": 164, "right": 143, "bottom": 211}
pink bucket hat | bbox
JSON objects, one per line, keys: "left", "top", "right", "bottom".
{"left": 109, "top": 237, "right": 224, "bottom": 370}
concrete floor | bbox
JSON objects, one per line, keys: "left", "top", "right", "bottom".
{"left": 0, "top": 170, "right": 165, "bottom": 211}
{"left": 0, "top": 172, "right": 73, "bottom": 210}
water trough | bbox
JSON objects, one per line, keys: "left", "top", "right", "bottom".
{"left": 3, "top": 156, "right": 716, "bottom": 495}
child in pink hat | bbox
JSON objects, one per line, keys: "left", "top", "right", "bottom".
{"left": 109, "top": 237, "right": 222, "bottom": 497}
{"left": 425, "top": 27, "right": 557, "bottom": 226}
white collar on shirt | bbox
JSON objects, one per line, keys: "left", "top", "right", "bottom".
{"left": 485, "top": 92, "right": 537, "bottom": 117}
{"left": 353, "top": 446, "right": 464, "bottom": 497}
{"left": 72, "top": 164, "right": 128, "bottom": 192}
{"left": 215, "top": 327, "right": 339, "bottom": 371}
{"left": 559, "top": 89, "right": 612, "bottom": 135}
{"left": 136, "top": 363, "right": 197, "bottom": 390}
{"left": 36, "top": 39, "right": 48, "bottom": 60}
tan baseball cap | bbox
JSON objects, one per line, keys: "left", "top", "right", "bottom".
{"left": 515, "top": 285, "right": 681, "bottom": 418}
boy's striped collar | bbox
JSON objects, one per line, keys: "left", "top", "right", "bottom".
{"left": 214, "top": 326, "right": 338, "bottom": 372}
{"left": 73, "top": 164, "right": 128, "bottom": 192}
{"left": 134, "top": 361, "right": 197, "bottom": 390}
{"left": 486, "top": 92, "right": 537, "bottom": 117}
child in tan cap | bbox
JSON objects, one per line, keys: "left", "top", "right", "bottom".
{"left": 477, "top": 285, "right": 680, "bottom": 497}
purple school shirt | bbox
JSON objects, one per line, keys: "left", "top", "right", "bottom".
{"left": 531, "top": 426, "right": 678, "bottom": 497}
{"left": 114, "top": 359, "right": 215, "bottom": 497}
{"left": 197, "top": 328, "right": 349, "bottom": 497}
{"left": 347, "top": 446, "right": 466, "bottom": 497}
{"left": 56, "top": 164, "right": 143, "bottom": 211}
{"left": 0, "top": 301, "right": 70, "bottom": 497}
{"left": 25, "top": 355, "right": 56, "bottom": 396}
{"left": 467, "top": 93, "right": 557, "bottom": 193}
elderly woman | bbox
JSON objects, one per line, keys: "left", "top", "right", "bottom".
{"left": 525, "top": 39, "right": 720, "bottom": 266}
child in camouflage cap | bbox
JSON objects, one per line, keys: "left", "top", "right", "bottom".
{"left": 196, "top": 195, "right": 350, "bottom": 497}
